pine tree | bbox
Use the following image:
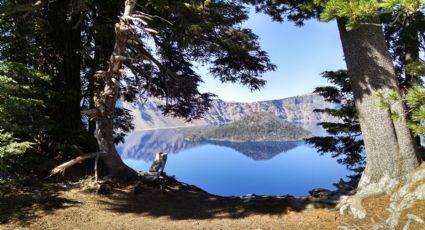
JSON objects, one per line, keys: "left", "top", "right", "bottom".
{"left": 405, "top": 62, "right": 425, "bottom": 150}
{"left": 305, "top": 70, "right": 365, "bottom": 174}
{"left": 0, "top": 0, "right": 91, "bottom": 156}
{"left": 307, "top": 11, "right": 425, "bottom": 172}
{"left": 41, "top": 0, "right": 276, "bottom": 180}
{"left": 0, "top": 62, "right": 51, "bottom": 176}
{"left": 245, "top": 0, "right": 423, "bottom": 218}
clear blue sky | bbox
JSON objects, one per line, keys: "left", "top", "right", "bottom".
{"left": 196, "top": 11, "right": 347, "bottom": 102}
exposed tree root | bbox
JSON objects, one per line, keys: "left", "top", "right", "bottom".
{"left": 338, "top": 166, "right": 425, "bottom": 230}
{"left": 50, "top": 152, "right": 168, "bottom": 188}
{"left": 386, "top": 167, "right": 425, "bottom": 229}
{"left": 337, "top": 175, "right": 400, "bottom": 219}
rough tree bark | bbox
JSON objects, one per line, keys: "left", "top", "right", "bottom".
{"left": 88, "top": 0, "right": 139, "bottom": 181}
{"left": 46, "top": 0, "right": 83, "bottom": 137}
{"left": 336, "top": 18, "right": 422, "bottom": 218}
{"left": 87, "top": 2, "right": 122, "bottom": 138}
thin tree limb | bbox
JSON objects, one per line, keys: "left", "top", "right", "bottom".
{"left": 81, "top": 109, "right": 99, "bottom": 118}
{"left": 94, "top": 153, "right": 100, "bottom": 182}
{"left": 50, "top": 152, "right": 106, "bottom": 177}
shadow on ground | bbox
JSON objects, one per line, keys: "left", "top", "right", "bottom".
{"left": 0, "top": 181, "right": 81, "bottom": 225}
{"left": 99, "top": 178, "right": 336, "bottom": 220}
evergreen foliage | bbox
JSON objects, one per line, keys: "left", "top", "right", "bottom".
{"left": 0, "top": 131, "right": 32, "bottom": 173}
{"left": 0, "top": 0, "right": 92, "bottom": 156}
{"left": 200, "top": 112, "right": 311, "bottom": 141}
{"left": 110, "top": 1, "right": 276, "bottom": 120}
{"left": 0, "top": 63, "right": 50, "bottom": 137}
{"left": 318, "top": 0, "right": 424, "bottom": 30}
{"left": 0, "top": 1, "right": 275, "bottom": 179}
{"left": 0, "top": 0, "right": 422, "bottom": 184}
{"left": 305, "top": 70, "right": 365, "bottom": 173}
{"left": 404, "top": 62, "right": 425, "bottom": 146}
{"left": 247, "top": 0, "right": 424, "bottom": 168}
{"left": 0, "top": 62, "right": 53, "bottom": 177}
{"left": 382, "top": 11, "right": 425, "bottom": 87}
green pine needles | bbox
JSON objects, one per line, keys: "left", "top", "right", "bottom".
{"left": 0, "top": 62, "right": 50, "bottom": 175}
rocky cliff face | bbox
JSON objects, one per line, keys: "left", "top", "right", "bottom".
{"left": 124, "top": 94, "right": 336, "bottom": 131}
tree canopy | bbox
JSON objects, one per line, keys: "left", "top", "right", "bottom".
{"left": 0, "top": 0, "right": 276, "bottom": 179}
{"left": 0, "top": 0, "right": 424, "bottom": 226}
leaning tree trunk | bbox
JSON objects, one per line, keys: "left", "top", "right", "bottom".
{"left": 337, "top": 18, "right": 422, "bottom": 191}
{"left": 87, "top": 2, "right": 122, "bottom": 139}
{"left": 88, "top": 0, "right": 139, "bottom": 181}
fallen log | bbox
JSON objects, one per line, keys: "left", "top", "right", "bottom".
{"left": 50, "top": 152, "right": 106, "bottom": 177}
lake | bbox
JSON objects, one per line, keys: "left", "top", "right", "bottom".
{"left": 117, "top": 127, "right": 350, "bottom": 196}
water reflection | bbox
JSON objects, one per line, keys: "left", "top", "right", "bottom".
{"left": 117, "top": 128, "right": 303, "bottom": 161}
{"left": 117, "top": 128, "right": 200, "bottom": 162}
{"left": 117, "top": 127, "right": 349, "bottom": 196}
{"left": 204, "top": 140, "right": 301, "bottom": 160}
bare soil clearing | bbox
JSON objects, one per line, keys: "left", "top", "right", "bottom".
{"left": 1, "top": 174, "right": 424, "bottom": 230}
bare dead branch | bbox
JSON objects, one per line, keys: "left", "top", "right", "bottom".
{"left": 94, "top": 153, "right": 100, "bottom": 182}
{"left": 132, "top": 10, "right": 173, "bottom": 25}
{"left": 50, "top": 152, "right": 107, "bottom": 177}
{"left": 121, "top": 15, "right": 148, "bottom": 25}
{"left": 81, "top": 109, "right": 99, "bottom": 118}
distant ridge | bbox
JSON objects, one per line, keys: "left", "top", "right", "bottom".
{"left": 124, "top": 93, "right": 337, "bottom": 131}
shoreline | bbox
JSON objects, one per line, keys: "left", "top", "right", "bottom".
{"left": 0, "top": 175, "right": 347, "bottom": 230}
{"left": 201, "top": 137, "right": 309, "bottom": 143}
{"left": 133, "top": 124, "right": 208, "bottom": 131}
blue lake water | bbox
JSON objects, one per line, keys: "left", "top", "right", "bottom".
{"left": 117, "top": 128, "right": 350, "bottom": 196}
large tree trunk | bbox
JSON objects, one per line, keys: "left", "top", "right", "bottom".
{"left": 46, "top": 0, "right": 83, "bottom": 139}
{"left": 87, "top": 2, "right": 121, "bottom": 139}
{"left": 337, "top": 18, "right": 422, "bottom": 190}
{"left": 91, "top": 0, "right": 138, "bottom": 181}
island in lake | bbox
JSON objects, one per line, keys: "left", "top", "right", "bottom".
{"left": 190, "top": 112, "right": 312, "bottom": 142}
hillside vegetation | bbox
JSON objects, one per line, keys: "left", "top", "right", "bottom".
{"left": 199, "top": 112, "right": 311, "bottom": 141}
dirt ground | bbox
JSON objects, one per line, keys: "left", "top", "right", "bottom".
{"left": 1, "top": 176, "right": 399, "bottom": 230}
